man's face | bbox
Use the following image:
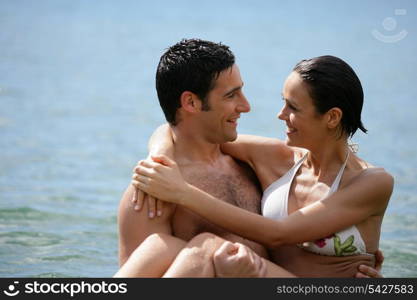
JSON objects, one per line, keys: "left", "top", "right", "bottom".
{"left": 199, "top": 64, "right": 250, "bottom": 143}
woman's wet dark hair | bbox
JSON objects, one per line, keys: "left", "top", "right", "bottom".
{"left": 293, "top": 55, "right": 367, "bottom": 138}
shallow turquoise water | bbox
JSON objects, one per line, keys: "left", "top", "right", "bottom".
{"left": 1, "top": 0, "right": 416, "bottom": 277}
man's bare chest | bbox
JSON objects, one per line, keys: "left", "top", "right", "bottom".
{"left": 171, "top": 162, "right": 262, "bottom": 240}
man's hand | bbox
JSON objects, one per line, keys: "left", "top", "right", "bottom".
{"left": 213, "top": 241, "right": 267, "bottom": 277}
{"left": 355, "top": 249, "right": 384, "bottom": 278}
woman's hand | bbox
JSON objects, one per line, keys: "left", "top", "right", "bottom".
{"left": 131, "top": 161, "right": 165, "bottom": 218}
{"left": 213, "top": 241, "right": 267, "bottom": 277}
{"left": 130, "top": 124, "right": 176, "bottom": 217}
{"left": 133, "top": 155, "right": 190, "bottom": 205}
{"left": 130, "top": 187, "right": 165, "bottom": 218}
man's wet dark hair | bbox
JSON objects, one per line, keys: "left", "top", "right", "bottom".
{"left": 156, "top": 39, "right": 235, "bottom": 125}
{"left": 293, "top": 55, "right": 367, "bottom": 138}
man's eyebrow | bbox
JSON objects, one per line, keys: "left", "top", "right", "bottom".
{"left": 224, "top": 83, "right": 244, "bottom": 97}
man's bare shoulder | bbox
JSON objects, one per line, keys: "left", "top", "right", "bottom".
{"left": 118, "top": 184, "right": 175, "bottom": 265}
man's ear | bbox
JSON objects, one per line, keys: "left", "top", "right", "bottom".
{"left": 326, "top": 107, "right": 343, "bottom": 129}
{"left": 180, "top": 91, "right": 202, "bottom": 113}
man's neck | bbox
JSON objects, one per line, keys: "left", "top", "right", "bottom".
{"left": 171, "top": 124, "right": 223, "bottom": 166}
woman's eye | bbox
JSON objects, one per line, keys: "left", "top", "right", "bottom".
{"left": 287, "top": 102, "right": 297, "bottom": 111}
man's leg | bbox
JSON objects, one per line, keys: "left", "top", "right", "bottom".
{"left": 114, "top": 233, "right": 186, "bottom": 277}
{"left": 163, "top": 233, "right": 223, "bottom": 277}
{"left": 162, "top": 233, "right": 295, "bottom": 277}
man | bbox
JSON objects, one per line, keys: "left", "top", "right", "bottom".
{"left": 117, "top": 39, "right": 268, "bottom": 275}
{"left": 116, "top": 39, "right": 382, "bottom": 277}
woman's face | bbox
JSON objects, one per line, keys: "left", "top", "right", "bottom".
{"left": 278, "top": 71, "right": 328, "bottom": 149}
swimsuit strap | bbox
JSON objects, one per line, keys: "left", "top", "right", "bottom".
{"left": 293, "top": 152, "right": 308, "bottom": 171}
{"left": 329, "top": 150, "right": 350, "bottom": 194}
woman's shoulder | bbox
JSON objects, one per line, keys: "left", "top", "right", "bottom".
{"left": 353, "top": 156, "right": 393, "bottom": 180}
{"left": 348, "top": 160, "right": 394, "bottom": 199}
{"left": 338, "top": 161, "right": 394, "bottom": 215}
{"left": 359, "top": 166, "right": 394, "bottom": 188}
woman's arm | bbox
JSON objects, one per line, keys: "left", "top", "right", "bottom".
{"left": 148, "top": 124, "right": 174, "bottom": 158}
{"left": 220, "top": 135, "right": 292, "bottom": 171}
{"left": 136, "top": 156, "right": 393, "bottom": 249}
{"left": 131, "top": 123, "right": 174, "bottom": 214}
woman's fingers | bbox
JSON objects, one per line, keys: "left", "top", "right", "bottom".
{"left": 133, "top": 157, "right": 186, "bottom": 205}
{"left": 131, "top": 180, "right": 140, "bottom": 189}
{"left": 131, "top": 188, "right": 138, "bottom": 204}
{"left": 132, "top": 171, "right": 154, "bottom": 188}
{"left": 133, "top": 160, "right": 161, "bottom": 178}
{"left": 139, "top": 159, "right": 164, "bottom": 169}
{"left": 156, "top": 198, "right": 163, "bottom": 217}
{"left": 147, "top": 195, "right": 157, "bottom": 218}
{"left": 133, "top": 188, "right": 145, "bottom": 211}
{"left": 133, "top": 160, "right": 143, "bottom": 173}
{"left": 131, "top": 161, "right": 146, "bottom": 208}
{"left": 151, "top": 155, "right": 176, "bottom": 167}
{"left": 135, "top": 165, "right": 156, "bottom": 178}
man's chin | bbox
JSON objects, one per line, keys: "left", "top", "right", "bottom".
{"left": 226, "top": 132, "right": 238, "bottom": 142}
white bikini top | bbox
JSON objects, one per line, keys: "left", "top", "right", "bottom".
{"left": 261, "top": 151, "right": 367, "bottom": 256}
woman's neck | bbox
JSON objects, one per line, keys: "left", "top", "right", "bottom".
{"left": 304, "top": 139, "right": 350, "bottom": 177}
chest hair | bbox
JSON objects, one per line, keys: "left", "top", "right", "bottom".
{"left": 172, "top": 160, "right": 262, "bottom": 240}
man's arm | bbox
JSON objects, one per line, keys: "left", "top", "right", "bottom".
{"left": 118, "top": 184, "right": 175, "bottom": 266}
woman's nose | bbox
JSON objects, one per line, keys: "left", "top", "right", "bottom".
{"left": 277, "top": 106, "right": 286, "bottom": 120}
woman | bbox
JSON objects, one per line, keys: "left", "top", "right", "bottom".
{"left": 128, "top": 55, "right": 392, "bottom": 277}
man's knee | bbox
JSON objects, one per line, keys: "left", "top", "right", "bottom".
{"left": 188, "top": 232, "right": 219, "bottom": 246}
{"left": 164, "top": 233, "right": 218, "bottom": 276}
{"left": 143, "top": 232, "right": 171, "bottom": 244}
{"left": 180, "top": 233, "right": 225, "bottom": 259}
{"left": 135, "top": 232, "right": 175, "bottom": 254}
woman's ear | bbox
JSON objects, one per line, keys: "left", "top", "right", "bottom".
{"left": 326, "top": 107, "right": 343, "bottom": 129}
{"left": 180, "top": 91, "right": 202, "bottom": 113}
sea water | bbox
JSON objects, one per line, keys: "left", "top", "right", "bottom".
{"left": 1, "top": 0, "right": 416, "bottom": 277}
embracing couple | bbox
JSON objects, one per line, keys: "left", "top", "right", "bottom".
{"left": 114, "top": 39, "right": 393, "bottom": 278}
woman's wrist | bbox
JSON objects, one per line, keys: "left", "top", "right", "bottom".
{"left": 177, "top": 183, "right": 194, "bottom": 207}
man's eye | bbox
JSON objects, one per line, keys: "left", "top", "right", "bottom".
{"left": 227, "top": 93, "right": 235, "bottom": 98}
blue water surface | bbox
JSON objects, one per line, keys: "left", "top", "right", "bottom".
{"left": 0, "top": 0, "right": 416, "bottom": 277}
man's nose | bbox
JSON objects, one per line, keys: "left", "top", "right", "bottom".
{"left": 238, "top": 94, "right": 251, "bottom": 113}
